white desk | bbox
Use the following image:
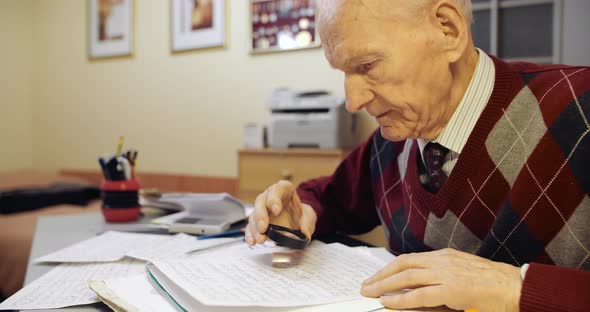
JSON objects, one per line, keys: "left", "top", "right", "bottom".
{"left": 24, "top": 213, "right": 147, "bottom": 312}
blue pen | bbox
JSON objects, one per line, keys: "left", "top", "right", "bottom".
{"left": 98, "top": 157, "right": 110, "bottom": 180}
{"left": 197, "top": 228, "right": 245, "bottom": 240}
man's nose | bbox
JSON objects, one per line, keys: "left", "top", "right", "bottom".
{"left": 344, "top": 74, "right": 374, "bottom": 113}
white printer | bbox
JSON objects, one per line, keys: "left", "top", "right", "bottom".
{"left": 267, "top": 89, "right": 358, "bottom": 149}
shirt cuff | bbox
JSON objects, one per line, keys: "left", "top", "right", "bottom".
{"left": 520, "top": 263, "right": 530, "bottom": 280}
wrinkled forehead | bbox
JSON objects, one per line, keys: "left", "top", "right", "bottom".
{"left": 317, "top": 1, "right": 413, "bottom": 45}
{"left": 317, "top": 1, "right": 400, "bottom": 66}
{"left": 317, "top": 0, "right": 366, "bottom": 36}
{"left": 317, "top": 1, "right": 373, "bottom": 51}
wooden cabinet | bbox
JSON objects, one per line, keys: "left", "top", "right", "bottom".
{"left": 237, "top": 148, "right": 349, "bottom": 204}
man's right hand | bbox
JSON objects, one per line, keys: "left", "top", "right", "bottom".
{"left": 245, "top": 180, "right": 317, "bottom": 246}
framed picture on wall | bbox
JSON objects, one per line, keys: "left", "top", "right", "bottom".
{"left": 88, "top": 0, "right": 134, "bottom": 59}
{"left": 170, "top": 0, "right": 227, "bottom": 52}
{"left": 250, "top": 0, "right": 320, "bottom": 54}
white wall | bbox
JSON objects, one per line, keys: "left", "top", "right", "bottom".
{"left": 0, "top": 0, "right": 34, "bottom": 172}
{"left": 30, "top": 0, "right": 376, "bottom": 177}
{"left": 562, "top": 0, "right": 590, "bottom": 65}
{"left": 20, "top": 0, "right": 590, "bottom": 177}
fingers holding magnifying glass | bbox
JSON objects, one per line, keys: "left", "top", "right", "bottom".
{"left": 248, "top": 192, "right": 271, "bottom": 245}
{"left": 245, "top": 180, "right": 318, "bottom": 247}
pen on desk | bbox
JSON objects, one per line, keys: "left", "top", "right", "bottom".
{"left": 186, "top": 237, "right": 245, "bottom": 255}
{"left": 197, "top": 228, "right": 245, "bottom": 240}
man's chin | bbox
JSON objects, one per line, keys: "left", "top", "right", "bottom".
{"left": 380, "top": 127, "right": 409, "bottom": 142}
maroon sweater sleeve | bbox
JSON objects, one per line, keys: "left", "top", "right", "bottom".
{"left": 520, "top": 263, "right": 590, "bottom": 311}
{"left": 296, "top": 133, "right": 380, "bottom": 236}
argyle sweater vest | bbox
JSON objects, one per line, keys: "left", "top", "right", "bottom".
{"left": 298, "top": 56, "right": 590, "bottom": 311}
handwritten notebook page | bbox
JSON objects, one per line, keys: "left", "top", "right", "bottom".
{"left": 92, "top": 274, "right": 387, "bottom": 312}
{"left": 149, "top": 243, "right": 388, "bottom": 307}
{"left": 0, "top": 258, "right": 143, "bottom": 310}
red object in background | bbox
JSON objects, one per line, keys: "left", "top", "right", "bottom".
{"left": 100, "top": 179, "right": 141, "bottom": 223}
{"left": 101, "top": 206, "right": 141, "bottom": 223}
{"left": 101, "top": 178, "right": 141, "bottom": 192}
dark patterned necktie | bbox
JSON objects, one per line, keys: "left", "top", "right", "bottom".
{"left": 423, "top": 142, "right": 450, "bottom": 193}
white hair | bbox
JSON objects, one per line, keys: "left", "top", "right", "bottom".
{"left": 449, "top": 0, "right": 473, "bottom": 24}
{"left": 317, "top": 0, "right": 473, "bottom": 25}
{"left": 416, "top": 0, "right": 473, "bottom": 24}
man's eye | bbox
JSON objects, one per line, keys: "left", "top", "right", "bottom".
{"left": 359, "top": 61, "right": 377, "bottom": 74}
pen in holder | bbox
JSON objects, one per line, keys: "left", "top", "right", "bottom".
{"left": 99, "top": 137, "right": 141, "bottom": 222}
{"left": 100, "top": 178, "right": 141, "bottom": 222}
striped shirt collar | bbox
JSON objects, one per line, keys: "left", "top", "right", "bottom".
{"left": 418, "top": 48, "right": 495, "bottom": 156}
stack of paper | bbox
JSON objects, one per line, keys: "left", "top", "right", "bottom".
{"left": 0, "top": 259, "right": 144, "bottom": 310}
{"left": 140, "top": 192, "right": 252, "bottom": 216}
{"left": 88, "top": 243, "right": 398, "bottom": 312}
{"left": 0, "top": 231, "right": 241, "bottom": 311}
{"left": 147, "top": 193, "right": 254, "bottom": 234}
{"left": 1, "top": 230, "right": 407, "bottom": 312}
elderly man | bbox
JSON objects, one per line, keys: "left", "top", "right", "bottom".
{"left": 245, "top": 0, "right": 590, "bottom": 311}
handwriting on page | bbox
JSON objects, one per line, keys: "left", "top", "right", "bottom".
{"left": 96, "top": 273, "right": 387, "bottom": 312}
{"left": 152, "top": 243, "right": 387, "bottom": 307}
{"left": 0, "top": 258, "right": 144, "bottom": 310}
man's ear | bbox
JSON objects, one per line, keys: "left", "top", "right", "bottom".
{"left": 428, "top": 0, "right": 470, "bottom": 63}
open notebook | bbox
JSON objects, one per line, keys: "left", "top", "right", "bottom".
{"left": 89, "top": 275, "right": 387, "bottom": 312}
{"left": 89, "top": 243, "right": 403, "bottom": 312}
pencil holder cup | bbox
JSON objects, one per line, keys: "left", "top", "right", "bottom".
{"left": 100, "top": 179, "right": 141, "bottom": 222}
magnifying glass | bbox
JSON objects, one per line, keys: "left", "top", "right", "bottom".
{"left": 266, "top": 224, "right": 310, "bottom": 268}
{"left": 265, "top": 224, "right": 310, "bottom": 250}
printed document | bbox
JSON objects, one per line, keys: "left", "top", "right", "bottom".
{"left": 0, "top": 258, "right": 143, "bottom": 310}
{"left": 33, "top": 231, "right": 170, "bottom": 263}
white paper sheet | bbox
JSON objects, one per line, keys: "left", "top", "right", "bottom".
{"left": 354, "top": 246, "right": 396, "bottom": 264}
{"left": 33, "top": 231, "right": 171, "bottom": 263}
{"left": 33, "top": 232, "right": 240, "bottom": 264}
{"left": 0, "top": 258, "right": 144, "bottom": 310}
{"left": 126, "top": 235, "right": 241, "bottom": 262}
{"left": 151, "top": 243, "right": 388, "bottom": 307}
{"left": 92, "top": 275, "right": 177, "bottom": 312}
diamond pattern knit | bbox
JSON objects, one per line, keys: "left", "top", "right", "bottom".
{"left": 297, "top": 56, "right": 590, "bottom": 311}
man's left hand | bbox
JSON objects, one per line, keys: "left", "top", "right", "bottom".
{"left": 361, "top": 248, "right": 522, "bottom": 312}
